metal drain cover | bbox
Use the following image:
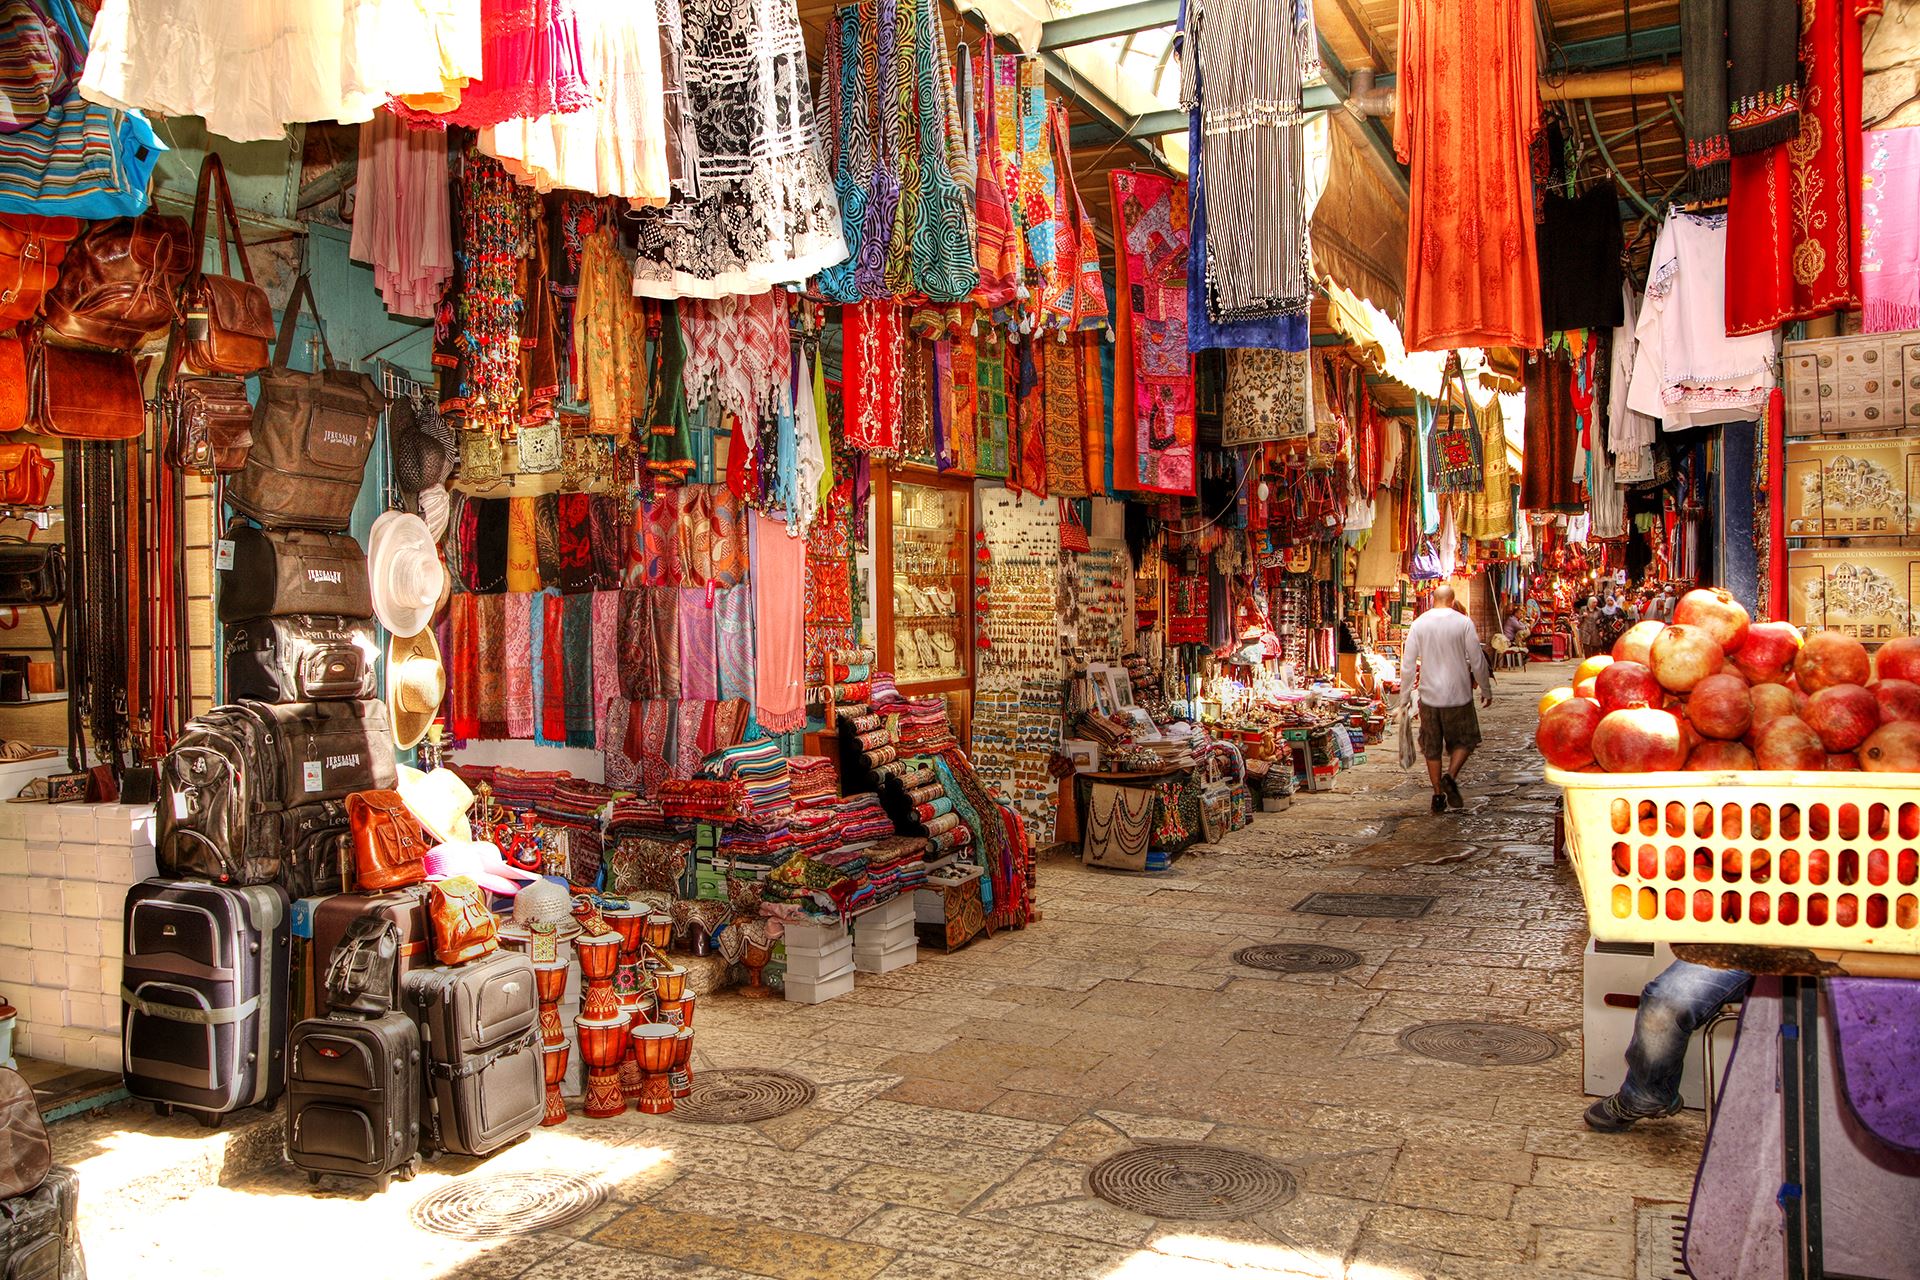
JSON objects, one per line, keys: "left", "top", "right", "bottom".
{"left": 1635, "top": 1204, "right": 1690, "bottom": 1280}
{"left": 1233, "top": 943, "right": 1361, "bottom": 974}
{"left": 1398, "top": 1020, "right": 1567, "bottom": 1066}
{"left": 411, "top": 1171, "right": 606, "bottom": 1239}
{"left": 1087, "top": 1144, "right": 1297, "bottom": 1221}
{"left": 670, "top": 1068, "right": 816, "bottom": 1124}
{"left": 1293, "top": 892, "right": 1435, "bottom": 918}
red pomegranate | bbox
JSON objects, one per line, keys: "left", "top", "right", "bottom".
{"left": 1535, "top": 697, "right": 1604, "bottom": 770}
{"left": 1595, "top": 661, "right": 1663, "bottom": 713}
{"left": 1648, "top": 624, "right": 1726, "bottom": 694}
{"left": 1826, "top": 753, "right": 1860, "bottom": 771}
{"left": 1731, "top": 620, "right": 1803, "bottom": 685}
{"left": 1753, "top": 716, "right": 1827, "bottom": 771}
{"left": 1874, "top": 635, "right": 1920, "bottom": 683}
{"left": 1871, "top": 679, "right": 1920, "bottom": 724}
{"left": 1804, "top": 683, "right": 1880, "bottom": 752}
{"left": 1685, "top": 673, "right": 1753, "bottom": 740}
{"left": 1612, "top": 620, "right": 1666, "bottom": 666}
{"left": 1748, "top": 683, "right": 1799, "bottom": 736}
{"left": 1673, "top": 587, "right": 1751, "bottom": 653}
{"left": 1795, "top": 630, "right": 1872, "bottom": 694}
{"left": 1687, "top": 740, "right": 1756, "bottom": 771}
{"left": 1591, "top": 707, "right": 1689, "bottom": 773}
{"left": 1860, "top": 721, "right": 1920, "bottom": 773}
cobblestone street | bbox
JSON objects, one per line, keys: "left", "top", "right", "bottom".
{"left": 65, "top": 661, "right": 1701, "bottom": 1280}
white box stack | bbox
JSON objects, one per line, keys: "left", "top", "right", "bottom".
{"left": 851, "top": 895, "right": 917, "bottom": 974}
{"left": 1581, "top": 939, "right": 1737, "bottom": 1112}
{"left": 781, "top": 917, "right": 854, "bottom": 1004}
{"left": 0, "top": 802, "right": 157, "bottom": 1072}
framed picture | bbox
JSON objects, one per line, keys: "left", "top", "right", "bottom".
{"left": 1103, "top": 668, "right": 1134, "bottom": 710}
{"left": 1062, "top": 739, "right": 1100, "bottom": 773}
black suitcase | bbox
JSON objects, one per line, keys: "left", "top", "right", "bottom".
{"left": 286, "top": 1014, "right": 421, "bottom": 1191}
{"left": 0, "top": 1165, "right": 84, "bottom": 1280}
{"left": 216, "top": 525, "right": 372, "bottom": 622}
{"left": 121, "top": 880, "right": 290, "bottom": 1124}
{"left": 403, "top": 953, "right": 542, "bottom": 1158}
{"left": 224, "top": 616, "right": 377, "bottom": 703}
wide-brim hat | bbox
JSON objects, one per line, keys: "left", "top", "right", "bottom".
{"left": 368, "top": 510, "right": 446, "bottom": 639}
{"left": 424, "top": 841, "right": 528, "bottom": 897}
{"left": 387, "top": 627, "right": 444, "bottom": 750}
{"left": 397, "top": 764, "right": 474, "bottom": 846}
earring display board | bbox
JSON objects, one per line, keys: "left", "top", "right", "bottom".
{"left": 1062, "top": 541, "right": 1130, "bottom": 663}
{"left": 977, "top": 489, "right": 1061, "bottom": 692}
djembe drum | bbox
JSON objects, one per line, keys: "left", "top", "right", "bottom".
{"left": 574, "top": 1012, "right": 630, "bottom": 1118}
{"left": 605, "top": 904, "right": 648, "bottom": 962}
{"left": 541, "top": 1041, "right": 569, "bottom": 1126}
{"left": 533, "top": 960, "right": 569, "bottom": 1048}
{"left": 657, "top": 993, "right": 695, "bottom": 1027}
{"left": 654, "top": 966, "right": 687, "bottom": 1004}
{"left": 669, "top": 1027, "right": 694, "bottom": 1099}
{"left": 641, "top": 912, "right": 673, "bottom": 968}
{"left": 616, "top": 991, "right": 651, "bottom": 1106}
{"left": 630, "top": 1023, "right": 678, "bottom": 1114}
{"left": 575, "top": 931, "right": 622, "bottom": 1020}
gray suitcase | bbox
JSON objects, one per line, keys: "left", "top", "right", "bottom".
{"left": 402, "top": 952, "right": 541, "bottom": 1158}
{"left": 286, "top": 1013, "right": 421, "bottom": 1191}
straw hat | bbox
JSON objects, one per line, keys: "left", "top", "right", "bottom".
{"left": 387, "top": 627, "right": 444, "bottom": 750}
{"left": 396, "top": 764, "right": 474, "bottom": 846}
{"left": 367, "top": 510, "right": 446, "bottom": 639}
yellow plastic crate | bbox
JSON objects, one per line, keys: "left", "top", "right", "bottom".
{"left": 1547, "top": 765, "right": 1920, "bottom": 953}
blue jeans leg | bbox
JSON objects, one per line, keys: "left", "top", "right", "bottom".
{"left": 1617, "top": 960, "right": 1753, "bottom": 1113}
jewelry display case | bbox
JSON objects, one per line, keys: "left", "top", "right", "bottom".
{"left": 875, "top": 466, "right": 973, "bottom": 731}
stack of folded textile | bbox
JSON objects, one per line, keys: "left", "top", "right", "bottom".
{"left": 787, "top": 755, "right": 838, "bottom": 803}
{"left": 659, "top": 778, "right": 747, "bottom": 824}
{"left": 699, "top": 736, "right": 794, "bottom": 828}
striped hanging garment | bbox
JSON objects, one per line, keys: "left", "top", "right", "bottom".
{"left": 816, "top": 1, "right": 871, "bottom": 303}
{"left": 904, "top": 0, "right": 977, "bottom": 301}
{"left": 968, "top": 36, "right": 1021, "bottom": 315}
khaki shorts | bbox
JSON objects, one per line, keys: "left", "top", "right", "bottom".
{"left": 1419, "top": 701, "right": 1482, "bottom": 760}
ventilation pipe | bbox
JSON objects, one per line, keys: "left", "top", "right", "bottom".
{"left": 1346, "top": 67, "right": 1396, "bottom": 119}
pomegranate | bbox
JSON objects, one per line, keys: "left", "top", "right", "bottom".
{"left": 1749, "top": 683, "right": 1799, "bottom": 735}
{"left": 1612, "top": 620, "right": 1665, "bottom": 665}
{"left": 1591, "top": 707, "right": 1689, "bottom": 773}
{"left": 1648, "top": 624, "right": 1726, "bottom": 694}
{"left": 1804, "top": 683, "right": 1880, "bottom": 752}
{"left": 1688, "top": 740, "right": 1756, "bottom": 771}
{"left": 1536, "top": 698, "right": 1604, "bottom": 770}
{"left": 1538, "top": 686, "right": 1577, "bottom": 716}
{"left": 1574, "top": 654, "right": 1615, "bottom": 687}
{"left": 1826, "top": 753, "right": 1861, "bottom": 771}
{"left": 1872, "top": 678, "right": 1920, "bottom": 724}
{"left": 1795, "top": 630, "right": 1872, "bottom": 693}
{"left": 1875, "top": 636, "right": 1920, "bottom": 683}
{"left": 1731, "top": 620, "right": 1803, "bottom": 685}
{"left": 1753, "top": 716, "right": 1827, "bottom": 771}
{"left": 1673, "top": 587, "right": 1752, "bottom": 653}
{"left": 1859, "top": 721, "right": 1920, "bottom": 773}
{"left": 1595, "top": 660, "right": 1663, "bottom": 713}
{"left": 1686, "top": 673, "right": 1754, "bottom": 740}
{"left": 1575, "top": 677, "right": 1598, "bottom": 700}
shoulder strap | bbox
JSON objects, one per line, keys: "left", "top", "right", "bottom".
{"left": 189, "top": 154, "right": 254, "bottom": 284}
{"left": 272, "top": 275, "right": 334, "bottom": 371}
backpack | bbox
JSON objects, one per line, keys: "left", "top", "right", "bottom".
{"left": 0, "top": 0, "right": 77, "bottom": 135}
{"left": 156, "top": 705, "right": 282, "bottom": 886}
{"left": 428, "top": 877, "right": 499, "bottom": 967}
{"left": 347, "top": 790, "right": 429, "bottom": 892}
{"left": 324, "top": 916, "right": 401, "bottom": 1016}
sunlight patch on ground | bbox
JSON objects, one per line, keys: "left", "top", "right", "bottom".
{"left": 1104, "top": 1232, "right": 1386, "bottom": 1279}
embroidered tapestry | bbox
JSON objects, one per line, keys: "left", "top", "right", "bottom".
{"left": 1111, "top": 169, "right": 1195, "bottom": 496}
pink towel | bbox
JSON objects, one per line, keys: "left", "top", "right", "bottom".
{"left": 1864, "top": 128, "right": 1920, "bottom": 334}
{"left": 750, "top": 512, "right": 807, "bottom": 732}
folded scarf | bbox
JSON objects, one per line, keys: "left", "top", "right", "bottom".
{"left": 592, "top": 590, "right": 620, "bottom": 752}
{"left": 715, "top": 583, "right": 755, "bottom": 702}
{"left": 678, "top": 586, "right": 719, "bottom": 701}
{"left": 558, "top": 492, "right": 596, "bottom": 593}
{"left": 563, "top": 591, "right": 596, "bottom": 747}
{"left": 506, "top": 592, "right": 535, "bottom": 738}
{"left": 449, "top": 591, "right": 479, "bottom": 739}
{"left": 750, "top": 511, "right": 807, "bottom": 732}
{"left": 507, "top": 496, "right": 541, "bottom": 591}
{"left": 535, "top": 493, "right": 562, "bottom": 585}
{"left": 477, "top": 592, "right": 507, "bottom": 738}
{"left": 473, "top": 497, "right": 510, "bottom": 592}
{"left": 542, "top": 591, "right": 567, "bottom": 744}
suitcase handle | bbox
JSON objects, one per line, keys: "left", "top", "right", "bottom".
{"left": 422, "top": 1026, "right": 537, "bottom": 1082}
{"left": 123, "top": 986, "right": 260, "bottom": 1025}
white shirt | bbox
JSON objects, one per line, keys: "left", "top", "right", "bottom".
{"left": 1402, "top": 606, "right": 1492, "bottom": 709}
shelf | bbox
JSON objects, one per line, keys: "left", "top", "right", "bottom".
{"left": 1, "top": 693, "right": 67, "bottom": 704}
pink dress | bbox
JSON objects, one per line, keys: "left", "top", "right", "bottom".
{"left": 403, "top": 0, "right": 591, "bottom": 129}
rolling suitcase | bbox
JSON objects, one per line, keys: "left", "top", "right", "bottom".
{"left": 403, "top": 952, "right": 542, "bottom": 1158}
{"left": 285, "top": 1014, "right": 421, "bottom": 1191}
{"left": 120, "top": 880, "right": 290, "bottom": 1124}
{"left": 308, "top": 889, "right": 430, "bottom": 1023}
{"left": 0, "top": 1166, "right": 85, "bottom": 1280}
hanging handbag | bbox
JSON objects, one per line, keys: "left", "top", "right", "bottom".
{"left": 0, "top": 441, "right": 53, "bottom": 506}
{"left": 40, "top": 210, "right": 194, "bottom": 350}
{"left": 0, "top": 536, "right": 61, "bottom": 605}
{"left": 1059, "top": 499, "right": 1090, "bottom": 553}
{"left": 347, "top": 789, "right": 430, "bottom": 892}
{"left": 428, "top": 875, "right": 499, "bottom": 966}
{"left": 216, "top": 523, "right": 372, "bottom": 622}
{"left": 515, "top": 421, "right": 561, "bottom": 473}
{"left": 0, "top": 333, "right": 24, "bottom": 431}
{"left": 169, "top": 374, "right": 253, "bottom": 474}
{"left": 0, "top": 211, "right": 80, "bottom": 325}
{"left": 179, "top": 154, "right": 274, "bottom": 376}
{"left": 24, "top": 330, "right": 143, "bottom": 439}
{"left": 323, "top": 916, "right": 401, "bottom": 1016}
{"left": 228, "top": 275, "right": 384, "bottom": 531}
{"left": 458, "top": 428, "right": 504, "bottom": 486}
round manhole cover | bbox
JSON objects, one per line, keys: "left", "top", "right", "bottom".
{"left": 1398, "top": 1021, "right": 1566, "bottom": 1066}
{"left": 410, "top": 1171, "right": 606, "bottom": 1239}
{"left": 1087, "top": 1144, "right": 1297, "bottom": 1221}
{"left": 1233, "top": 943, "right": 1361, "bottom": 974}
{"left": 670, "top": 1068, "right": 816, "bottom": 1124}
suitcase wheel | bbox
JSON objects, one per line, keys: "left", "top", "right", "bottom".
{"left": 307, "top": 1172, "right": 321, "bottom": 1187}
{"left": 401, "top": 1157, "right": 420, "bottom": 1181}
{"left": 152, "top": 1103, "right": 172, "bottom": 1119}
{"left": 195, "top": 1111, "right": 223, "bottom": 1131}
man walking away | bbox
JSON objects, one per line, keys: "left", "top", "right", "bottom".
{"left": 1400, "top": 584, "right": 1493, "bottom": 813}
{"left": 1585, "top": 959, "right": 1751, "bottom": 1131}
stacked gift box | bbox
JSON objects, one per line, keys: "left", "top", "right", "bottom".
{"left": 780, "top": 917, "right": 855, "bottom": 1004}
{"left": 851, "top": 893, "right": 917, "bottom": 974}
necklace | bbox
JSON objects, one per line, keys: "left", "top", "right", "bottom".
{"left": 1085, "top": 783, "right": 1154, "bottom": 864}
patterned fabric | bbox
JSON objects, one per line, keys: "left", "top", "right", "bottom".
{"left": 507, "top": 592, "right": 535, "bottom": 737}
{"left": 638, "top": 488, "right": 682, "bottom": 586}
{"left": 843, "top": 300, "right": 902, "bottom": 453}
{"left": 678, "top": 484, "right": 715, "bottom": 585}
{"left": 1110, "top": 169, "right": 1196, "bottom": 495}
{"left": 557, "top": 492, "right": 596, "bottom": 592}
{"left": 534, "top": 493, "right": 562, "bottom": 584}
{"left": 1043, "top": 336, "right": 1086, "bottom": 495}
{"left": 678, "top": 586, "right": 718, "bottom": 700}
{"left": 899, "top": 338, "right": 935, "bottom": 463}
{"left": 710, "top": 486, "right": 749, "bottom": 586}
{"left": 1863, "top": 127, "right": 1920, "bottom": 333}
{"left": 715, "top": 583, "right": 755, "bottom": 701}
{"left": 477, "top": 593, "right": 507, "bottom": 737}
{"left": 751, "top": 512, "right": 807, "bottom": 732}
{"left": 1052, "top": 105, "right": 1109, "bottom": 332}
{"left": 588, "top": 493, "right": 624, "bottom": 589}
{"left": 946, "top": 332, "right": 978, "bottom": 472}
{"left": 1077, "top": 335, "right": 1107, "bottom": 491}
{"left": 651, "top": 585, "right": 681, "bottom": 697}
{"left": 617, "top": 588, "right": 654, "bottom": 700}
{"left": 562, "top": 591, "right": 596, "bottom": 747}
{"left": 507, "top": 496, "right": 541, "bottom": 591}
{"left": 1222, "top": 349, "right": 1312, "bottom": 445}
{"left": 542, "top": 591, "right": 567, "bottom": 743}
{"left": 966, "top": 38, "right": 1020, "bottom": 315}
{"left": 591, "top": 589, "right": 620, "bottom": 752}
{"left": 974, "top": 339, "right": 1009, "bottom": 477}
{"left": 449, "top": 592, "right": 479, "bottom": 739}
{"left": 574, "top": 220, "right": 646, "bottom": 439}
{"left": 1014, "top": 339, "right": 1047, "bottom": 498}
{"left": 679, "top": 289, "right": 792, "bottom": 427}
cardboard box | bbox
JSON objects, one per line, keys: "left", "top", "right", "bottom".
{"left": 1787, "top": 547, "right": 1920, "bottom": 642}
{"left": 0, "top": 839, "right": 25, "bottom": 877}
{"left": 784, "top": 939, "right": 855, "bottom": 981}
{"left": 783, "top": 964, "right": 855, "bottom": 1005}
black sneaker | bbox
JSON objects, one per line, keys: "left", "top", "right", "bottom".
{"left": 1583, "top": 1092, "right": 1682, "bottom": 1133}
{"left": 1441, "top": 774, "right": 1465, "bottom": 811}
{"left": 1430, "top": 793, "right": 1447, "bottom": 814}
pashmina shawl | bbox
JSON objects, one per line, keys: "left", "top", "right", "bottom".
{"left": 715, "top": 583, "right": 756, "bottom": 702}
{"left": 507, "top": 496, "right": 541, "bottom": 591}
{"left": 556, "top": 491, "right": 596, "bottom": 592}
{"left": 477, "top": 592, "right": 508, "bottom": 738}
{"left": 506, "top": 591, "right": 535, "bottom": 737}
{"left": 541, "top": 591, "right": 568, "bottom": 744}
{"left": 750, "top": 512, "right": 808, "bottom": 732}
{"left": 591, "top": 589, "right": 620, "bottom": 751}
{"left": 618, "top": 588, "right": 654, "bottom": 700}
{"left": 534, "top": 492, "right": 562, "bottom": 584}
{"left": 678, "top": 586, "right": 719, "bottom": 701}
{"left": 1863, "top": 127, "right": 1920, "bottom": 333}
{"left": 449, "top": 592, "right": 479, "bottom": 739}
{"left": 562, "top": 590, "right": 596, "bottom": 746}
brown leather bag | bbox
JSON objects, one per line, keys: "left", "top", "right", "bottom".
{"left": 180, "top": 155, "right": 273, "bottom": 376}
{"left": 0, "top": 332, "right": 23, "bottom": 431}
{"left": 0, "top": 441, "right": 54, "bottom": 506}
{"left": 40, "top": 211, "right": 193, "bottom": 351}
{"left": 0, "top": 213, "right": 80, "bottom": 326}
{"left": 347, "top": 790, "right": 430, "bottom": 891}
{"left": 169, "top": 374, "right": 253, "bottom": 473}
{"left": 428, "top": 875, "right": 499, "bottom": 966}
{"left": 26, "top": 331, "right": 144, "bottom": 440}
{"left": 0, "top": 1064, "right": 52, "bottom": 1200}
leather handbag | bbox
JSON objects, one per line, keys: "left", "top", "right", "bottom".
{"left": 322, "top": 916, "right": 401, "bottom": 1016}
{"left": 169, "top": 374, "right": 253, "bottom": 474}
{"left": 0, "top": 441, "right": 54, "bottom": 506}
{"left": 228, "top": 275, "right": 383, "bottom": 531}
{"left": 41, "top": 211, "right": 194, "bottom": 351}
{"left": 347, "top": 790, "right": 430, "bottom": 892}
{"left": 428, "top": 876, "right": 499, "bottom": 966}
{"left": 180, "top": 154, "right": 274, "bottom": 376}
{"left": 0, "top": 1065, "right": 52, "bottom": 1200}
{"left": 0, "top": 212, "right": 80, "bottom": 325}
{"left": 25, "top": 332, "right": 144, "bottom": 439}
{"left": 0, "top": 333, "right": 25, "bottom": 431}
{"left": 0, "top": 538, "right": 63, "bottom": 605}
{"left": 216, "top": 523, "right": 372, "bottom": 622}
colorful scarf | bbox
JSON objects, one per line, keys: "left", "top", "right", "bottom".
{"left": 624, "top": 699, "right": 673, "bottom": 795}
{"left": 651, "top": 585, "right": 680, "bottom": 700}
{"left": 678, "top": 484, "right": 715, "bottom": 585}
{"left": 473, "top": 497, "right": 509, "bottom": 592}
{"left": 529, "top": 590, "right": 552, "bottom": 745}
{"left": 715, "top": 583, "right": 755, "bottom": 702}
{"left": 1727, "top": 0, "right": 1803, "bottom": 153}
{"left": 674, "top": 701, "right": 710, "bottom": 778}
{"left": 639, "top": 488, "right": 682, "bottom": 587}
{"left": 591, "top": 590, "right": 620, "bottom": 753}
{"left": 678, "top": 587, "right": 719, "bottom": 700}
{"left": 476, "top": 592, "right": 507, "bottom": 738}
{"left": 1680, "top": 0, "right": 1732, "bottom": 199}
{"left": 557, "top": 492, "right": 595, "bottom": 593}
{"left": 506, "top": 591, "right": 534, "bottom": 738}
{"left": 562, "top": 591, "right": 595, "bottom": 747}
{"left": 679, "top": 290, "right": 791, "bottom": 428}
{"left": 710, "top": 486, "right": 749, "bottom": 586}
{"left": 541, "top": 591, "right": 567, "bottom": 745}
{"left": 1077, "top": 335, "right": 1108, "bottom": 492}
{"left": 750, "top": 512, "right": 807, "bottom": 732}
{"left": 617, "top": 589, "right": 653, "bottom": 700}
{"left": 534, "top": 493, "right": 562, "bottom": 586}
{"left": 1863, "top": 127, "right": 1920, "bottom": 333}
{"left": 1014, "top": 339, "right": 1047, "bottom": 497}
{"left": 974, "top": 338, "right": 1009, "bottom": 477}
{"left": 506, "top": 496, "right": 540, "bottom": 591}
{"left": 449, "top": 591, "right": 479, "bottom": 740}
{"left": 1111, "top": 169, "right": 1195, "bottom": 496}
{"left": 843, "top": 300, "right": 903, "bottom": 454}
{"left": 947, "top": 331, "right": 979, "bottom": 472}
{"left": 589, "top": 494, "right": 624, "bottom": 590}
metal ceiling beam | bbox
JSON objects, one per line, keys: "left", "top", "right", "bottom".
{"left": 1037, "top": 0, "right": 1180, "bottom": 51}
{"left": 1552, "top": 23, "right": 1680, "bottom": 72}
{"left": 1064, "top": 73, "right": 1399, "bottom": 146}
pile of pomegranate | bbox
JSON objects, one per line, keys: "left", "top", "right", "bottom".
{"left": 1535, "top": 588, "right": 1920, "bottom": 775}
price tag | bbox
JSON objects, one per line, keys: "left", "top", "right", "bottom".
{"left": 302, "top": 761, "right": 323, "bottom": 793}
{"left": 171, "top": 790, "right": 188, "bottom": 820}
{"left": 214, "top": 539, "right": 236, "bottom": 571}
{"left": 705, "top": 579, "right": 716, "bottom": 609}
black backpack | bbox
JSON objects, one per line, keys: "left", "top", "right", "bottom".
{"left": 157, "top": 705, "right": 283, "bottom": 885}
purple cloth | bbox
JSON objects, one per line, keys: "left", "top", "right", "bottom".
{"left": 1829, "top": 977, "right": 1920, "bottom": 1153}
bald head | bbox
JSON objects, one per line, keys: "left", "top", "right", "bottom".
{"left": 1433, "top": 584, "right": 1456, "bottom": 607}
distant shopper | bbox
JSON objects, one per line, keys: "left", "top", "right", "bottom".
{"left": 1400, "top": 584, "right": 1494, "bottom": 814}
{"left": 1586, "top": 959, "right": 1752, "bottom": 1131}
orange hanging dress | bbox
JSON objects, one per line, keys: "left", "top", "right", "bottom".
{"left": 1394, "top": 0, "right": 1545, "bottom": 353}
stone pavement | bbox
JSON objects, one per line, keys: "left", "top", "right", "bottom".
{"left": 70, "top": 661, "right": 1706, "bottom": 1279}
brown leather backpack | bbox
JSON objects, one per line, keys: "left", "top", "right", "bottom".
{"left": 180, "top": 154, "right": 274, "bottom": 376}
{"left": 348, "top": 790, "right": 430, "bottom": 891}
{"left": 0, "top": 1063, "right": 52, "bottom": 1200}
{"left": 428, "top": 875, "right": 499, "bottom": 966}
{"left": 0, "top": 213, "right": 80, "bottom": 326}
{"left": 40, "top": 211, "right": 193, "bottom": 351}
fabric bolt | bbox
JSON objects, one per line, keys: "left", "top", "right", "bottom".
{"left": 678, "top": 587, "right": 719, "bottom": 700}
{"left": 625, "top": 0, "right": 847, "bottom": 297}
{"left": 542, "top": 592, "right": 568, "bottom": 743}
{"left": 506, "top": 496, "right": 541, "bottom": 592}
{"left": 562, "top": 591, "right": 596, "bottom": 746}
{"left": 1681, "top": 0, "right": 1732, "bottom": 200}
{"left": 349, "top": 109, "right": 452, "bottom": 319}
{"left": 751, "top": 512, "right": 807, "bottom": 732}
{"left": 1728, "top": 0, "right": 1804, "bottom": 153}
{"left": 557, "top": 492, "right": 596, "bottom": 592}
{"left": 592, "top": 589, "right": 620, "bottom": 751}
{"left": 1863, "top": 126, "right": 1920, "bottom": 331}
{"left": 1110, "top": 169, "right": 1197, "bottom": 496}
{"left": 574, "top": 220, "right": 647, "bottom": 439}
{"left": 476, "top": 592, "right": 507, "bottom": 738}
{"left": 1393, "top": 0, "right": 1543, "bottom": 352}
{"left": 506, "top": 591, "right": 535, "bottom": 737}
{"left": 1536, "top": 186, "right": 1626, "bottom": 332}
